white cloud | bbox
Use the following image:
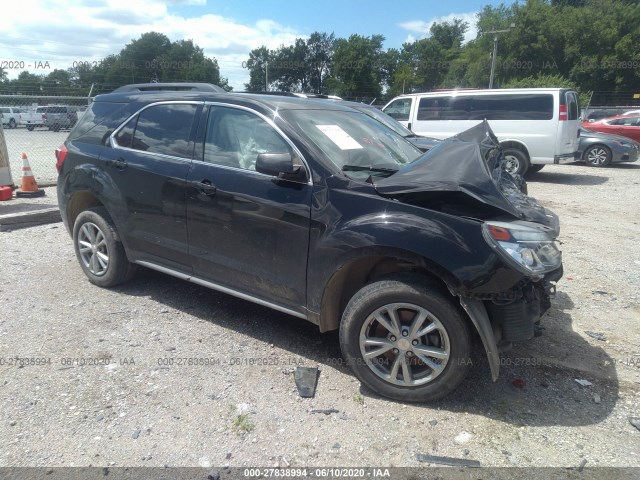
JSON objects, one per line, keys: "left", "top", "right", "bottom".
{"left": 399, "top": 11, "right": 479, "bottom": 45}
{"left": 0, "top": 0, "right": 302, "bottom": 90}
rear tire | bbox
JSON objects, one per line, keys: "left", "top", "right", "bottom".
{"left": 73, "top": 207, "right": 136, "bottom": 287}
{"left": 9, "top": 118, "right": 16, "bottom": 129}
{"left": 339, "top": 274, "right": 472, "bottom": 402}
{"left": 502, "top": 148, "right": 530, "bottom": 176}
{"left": 26, "top": 125, "right": 34, "bottom": 131}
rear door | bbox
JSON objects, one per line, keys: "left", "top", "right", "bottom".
{"left": 557, "top": 90, "right": 580, "bottom": 156}
{"left": 101, "top": 101, "right": 201, "bottom": 271}
{"left": 186, "top": 104, "right": 312, "bottom": 313}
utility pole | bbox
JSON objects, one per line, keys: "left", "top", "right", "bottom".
{"left": 485, "top": 23, "right": 515, "bottom": 89}
{"left": 265, "top": 61, "right": 268, "bottom": 92}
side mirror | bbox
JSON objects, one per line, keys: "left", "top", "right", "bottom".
{"left": 256, "top": 153, "right": 305, "bottom": 181}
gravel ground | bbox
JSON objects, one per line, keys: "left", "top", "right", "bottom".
{"left": 0, "top": 163, "right": 639, "bottom": 470}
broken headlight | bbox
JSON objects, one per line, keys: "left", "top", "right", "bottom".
{"left": 482, "top": 221, "right": 562, "bottom": 279}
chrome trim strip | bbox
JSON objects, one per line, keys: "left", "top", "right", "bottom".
{"left": 135, "top": 260, "right": 308, "bottom": 320}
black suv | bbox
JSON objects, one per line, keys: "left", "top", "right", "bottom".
{"left": 56, "top": 83, "right": 563, "bottom": 401}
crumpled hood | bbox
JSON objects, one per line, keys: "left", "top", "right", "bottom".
{"left": 374, "top": 121, "right": 559, "bottom": 234}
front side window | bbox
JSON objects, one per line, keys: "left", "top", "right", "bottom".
{"left": 383, "top": 99, "right": 412, "bottom": 121}
{"left": 116, "top": 103, "right": 198, "bottom": 157}
{"left": 203, "top": 106, "right": 292, "bottom": 171}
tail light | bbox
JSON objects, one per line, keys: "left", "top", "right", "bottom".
{"left": 55, "top": 144, "right": 67, "bottom": 173}
{"left": 559, "top": 103, "right": 567, "bottom": 121}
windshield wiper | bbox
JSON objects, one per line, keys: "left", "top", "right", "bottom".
{"left": 342, "top": 164, "right": 398, "bottom": 173}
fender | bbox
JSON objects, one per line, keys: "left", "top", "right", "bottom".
{"left": 459, "top": 297, "right": 500, "bottom": 381}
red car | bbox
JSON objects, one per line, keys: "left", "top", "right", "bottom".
{"left": 583, "top": 114, "right": 640, "bottom": 143}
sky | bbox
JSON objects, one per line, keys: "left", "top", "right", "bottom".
{"left": 0, "top": 0, "right": 510, "bottom": 91}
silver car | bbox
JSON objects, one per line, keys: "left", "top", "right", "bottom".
{"left": 576, "top": 127, "right": 639, "bottom": 167}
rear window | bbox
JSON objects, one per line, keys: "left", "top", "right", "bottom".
{"left": 417, "top": 94, "right": 554, "bottom": 121}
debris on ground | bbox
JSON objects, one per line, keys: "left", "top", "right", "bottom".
{"left": 310, "top": 408, "right": 339, "bottom": 415}
{"left": 512, "top": 378, "right": 526, "bottom": 388}
{"left": 416, "top": 453, "right": 481, "bottom": 467}
{"left": 575, "top": 379, "right": 593, "bottom": 387}
{"left": 629, "top": 417, "right": 640, "bottom": 432}
{"left": 294, "top": 367, "right": 319, "bottom": 398}
{"left": 585, "top": 331, "right": 607, "bottom": 341}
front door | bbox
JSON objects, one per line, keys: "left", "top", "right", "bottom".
{"left": 186, "top": 105, "right": 312, "bottom": 313}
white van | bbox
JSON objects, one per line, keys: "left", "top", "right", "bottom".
{"left": 382, "top": 88, "right": 580, "bottom": 175}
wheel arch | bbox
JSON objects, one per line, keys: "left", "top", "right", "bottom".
{"left": 317, "top": 249, "right": 461, "bottom": 333}
{"left": 500, "top": 140, "right": 530, "bottom": 161}
{"left": 582, "top": 142, "right": 611, "bottom": 160}
{"left": 66, "top": 191, "right": 105, "bottom": 233}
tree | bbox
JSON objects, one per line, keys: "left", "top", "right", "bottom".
{"left": 0, "top": 68, "right": 7, "bottom": 82}
{"left": 504, "top": 73, "right": 590, "bottom": 105}
{"left": 10, "top": 71, "right": 43, "bottom": 94}
{"left": 105, "top": 32, "right": 171, "bottom": 85}
{"left": 306, "top": 32, "right": 335, "bottom": 93}
{"left": 328, "top": 34, "right": 385, "bottom": 100}
{"left": 245, "top": 46, "right": 272, "bottom": 91}
{"left": 270, "top": 38, "right": 310, "bottom": 91}
{"left": 41, "top": 69, "right": 73, "bottom": 95}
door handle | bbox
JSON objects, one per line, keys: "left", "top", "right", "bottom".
{"left": 196, "top": 180, "right": 217, "bottom": 195}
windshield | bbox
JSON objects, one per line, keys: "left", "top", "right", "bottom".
{"left": 281, "top": 109, "right": 422, "bottom": 179}
{"left": 352, "top": 105, "right": 414, "bottom": 137}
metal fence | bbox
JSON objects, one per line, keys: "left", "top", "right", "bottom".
{"left": 2, "top": 90, "right": 638, "bottom": 186}
{"left": 0, "top": 95, "right": 91, "bottom": 185}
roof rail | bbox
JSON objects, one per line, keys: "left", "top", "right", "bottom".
{"left": 238, "top": 91, "right": 343, "bottom": 100}
{"left": 112, "top": 83, "right": 225, "bottom": 93}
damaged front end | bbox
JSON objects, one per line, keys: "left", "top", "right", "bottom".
{"left": 373, "top": 121, "right": 563, "bottom": 380}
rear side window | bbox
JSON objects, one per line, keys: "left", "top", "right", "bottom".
{"left": 418, "top": 94, "right": 554, "bottom": 121}
{"left": 68, "top": 102, "right": 131, "bottom": 145}
{"left": 122, "top": 103, "right": 198, "bottom": 158}
{"left": 608, "top": 116, "right": 640, "bottom": 126}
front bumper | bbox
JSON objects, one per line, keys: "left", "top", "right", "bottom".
{"left": 613, "top": 145, "right": 639, "bottom": 163}
{"left": 460, "top": 267, "right": 562, "bottom": 381}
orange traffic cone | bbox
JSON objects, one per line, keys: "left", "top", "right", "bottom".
{"left": 16, "top": 153, "right": 45, "bottom": 198}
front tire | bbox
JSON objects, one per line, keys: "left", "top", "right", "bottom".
{"left": 339, "top": 275, "right": 472, "bottom": 402}
{"left": 9, "top": 118, "right": 16, "bottom": 129}
{"left": 502, "top": 148, "right": 530, "bottom": 176}
{"left": 584, "top": 145, "right": 611, "bottom": 167}
{"left": 73, "top": 207, "right": 136, "bottom": 287}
